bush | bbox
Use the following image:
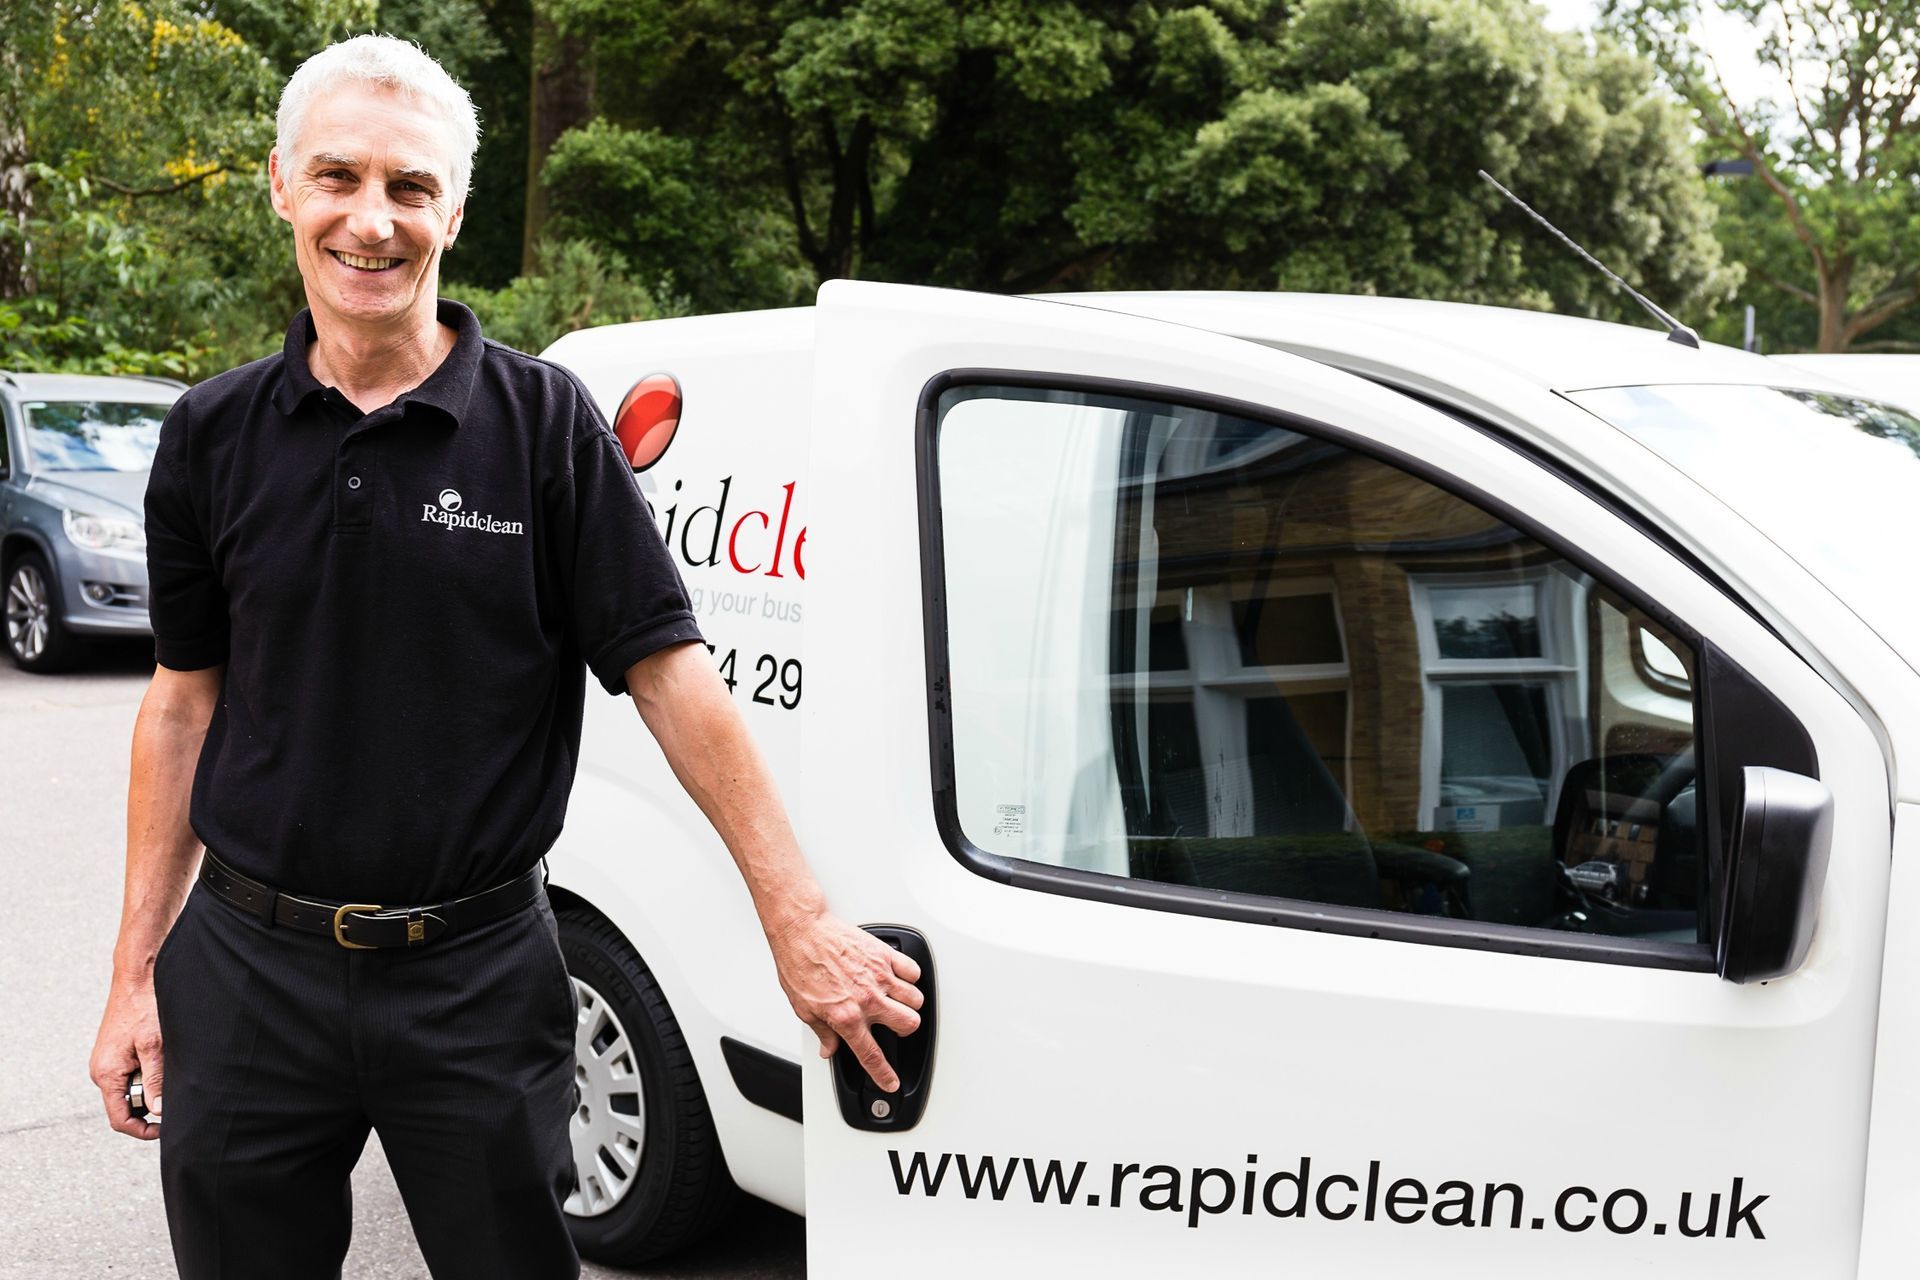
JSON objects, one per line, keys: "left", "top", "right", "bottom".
{"left": 441, "top": 239, "right": 685, "bottom": 355}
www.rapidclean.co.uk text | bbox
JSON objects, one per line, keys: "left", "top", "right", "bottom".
{"left": 888, "top": 1151, "right": 1768, "bottom": 1239}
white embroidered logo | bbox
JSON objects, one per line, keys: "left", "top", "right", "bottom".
{"left": 421, "top": 486, "right": 522, "bottom": 536}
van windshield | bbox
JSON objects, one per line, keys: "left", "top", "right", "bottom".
{"left": 1564, "top": 383, "right": 1920, "bottom": 670}
{"left": 23, "top": 401, "right": 167, "bottom": 472}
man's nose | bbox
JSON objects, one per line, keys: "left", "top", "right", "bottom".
{"left": 343, "top": 184, "right": 396, "bottom": 245}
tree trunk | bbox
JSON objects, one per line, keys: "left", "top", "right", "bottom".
{"left": 817, "top": 116, "right": 873, "bottom": 279}
{"left": 1815, "top": 259, "right": 1853, "bottom": 352}
{"left": 0, "top": 59, "right": 33, "bottom": 301}
{"left": 521, "top": 8, "right": 593, "bottom": 276}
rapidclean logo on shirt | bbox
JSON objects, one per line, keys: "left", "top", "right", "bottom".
{"left": 421, "top": 487, "right": 525, "bottom": 536}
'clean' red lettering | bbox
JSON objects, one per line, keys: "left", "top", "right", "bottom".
{"left": 728, "top": 511, "right": 770, "bottom": 574}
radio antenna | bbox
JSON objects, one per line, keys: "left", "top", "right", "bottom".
{"left": 1478, "top": 169, "right": 1700, "bottom": 349}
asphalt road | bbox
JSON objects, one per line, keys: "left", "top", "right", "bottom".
{"left": 0, "top": 643, "right": 804, "bottom": 1279}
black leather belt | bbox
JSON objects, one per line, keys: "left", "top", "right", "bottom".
{"left": 199, "top": 851, "right": 545, "bottom": 949}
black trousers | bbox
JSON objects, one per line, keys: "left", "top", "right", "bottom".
{"left": 154, "top": 878, "right": 580, "bottom": 1279}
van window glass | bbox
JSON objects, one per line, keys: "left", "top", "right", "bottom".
{"left": 935, "top": 385, "right": 1703, "bottom": 943}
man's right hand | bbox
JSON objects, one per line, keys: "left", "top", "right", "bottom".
{"left": 97, "top": 664, "right": 220, "bottom": 1142}
{"left": 91, "top": 977, "right": 164, "bottom": 1141}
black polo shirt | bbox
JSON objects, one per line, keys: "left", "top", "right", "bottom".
{"left": 145, "top": 300, "right": 703, "bottom": 903}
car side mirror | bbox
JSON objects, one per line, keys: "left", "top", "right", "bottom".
{"left": 1717, "top": 766, "right": 1834, "bottom": 984}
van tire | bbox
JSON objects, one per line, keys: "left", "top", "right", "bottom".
{"left": 556, "top": 906, "right": 738, "bottom": 1264}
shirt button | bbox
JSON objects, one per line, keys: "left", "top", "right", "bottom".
{"left": 347, "top": 476, "right": 362, "bottom": 490}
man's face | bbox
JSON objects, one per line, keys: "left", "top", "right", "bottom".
{"left": 269, "top": 83, "right": 465, "bottom": 329}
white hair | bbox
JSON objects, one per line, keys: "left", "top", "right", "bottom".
{"left": 276, "top": 34, "right": 480, "bottom": 200}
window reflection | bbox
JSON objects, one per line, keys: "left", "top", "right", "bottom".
{"left": 939, "top": 387, "right": 1702, "bottom": 942}
{"left": 1566, "top": 382, "right": 1920, "bottom": 668}
{"left": 24, "top": 401, "right": 166, "bottom": 473}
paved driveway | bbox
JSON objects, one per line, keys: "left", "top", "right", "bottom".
{"left": 0, "top": 645, "right": 803, "bottom": 1279}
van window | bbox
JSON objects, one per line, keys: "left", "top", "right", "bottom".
{"left": 932, "top": 384, "right": 1704, "bottom": 945}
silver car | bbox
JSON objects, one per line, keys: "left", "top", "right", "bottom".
{"left": 1, "top": 371, "right": 180, "bottom": 672}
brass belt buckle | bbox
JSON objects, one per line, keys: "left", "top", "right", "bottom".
{"left": 333, "top": 902, "right": 382, "bottom": 950}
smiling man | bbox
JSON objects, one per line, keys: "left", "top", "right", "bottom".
{"left": 87, "top": 35, "right": 921, "bottom": 1280}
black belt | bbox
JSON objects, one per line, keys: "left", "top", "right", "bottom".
{"left": 198, "top": 851, "right": 545, "bottom": 950}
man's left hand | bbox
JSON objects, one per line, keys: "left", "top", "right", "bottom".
{"left": 768, "top": 911, "right": 924, "bottom": 1092}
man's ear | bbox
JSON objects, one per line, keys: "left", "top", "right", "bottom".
{"left": 267, "top": 148, "right": 294, "bottom": 225}
{"left": 444, "top": 201, "right": 464, "bottom": 249}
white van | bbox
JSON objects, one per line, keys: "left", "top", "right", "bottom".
{"left": 538, "top": 284, "right": 1920, "bottom": 1278}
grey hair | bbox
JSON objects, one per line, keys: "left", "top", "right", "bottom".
{"left": 276, "top": 34, "right": 480, "bottom": 200}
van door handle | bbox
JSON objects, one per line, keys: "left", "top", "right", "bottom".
{"left": 831, "top": 926, "right": 935, "bottom": 1131}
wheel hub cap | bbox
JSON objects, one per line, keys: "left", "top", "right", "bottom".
{"left": 5, "top": 566, "right": 50, "bottom": 662}
{"left": 565, "top": 975, "right": 647, "bottom": 1218}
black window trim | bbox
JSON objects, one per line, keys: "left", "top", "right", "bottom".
{"left": 916, "top": 369, "right": 1764, "bottom": 974}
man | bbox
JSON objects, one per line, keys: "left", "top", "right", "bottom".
{"left": 87, "top": 34, "right": 922, "bottom": 1279}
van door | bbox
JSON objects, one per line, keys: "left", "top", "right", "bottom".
{"left": 797, "top": 281, "right": 1889, "bottom": 1278}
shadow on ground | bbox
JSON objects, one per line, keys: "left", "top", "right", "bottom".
{"left": 584, "top": 1195, "right": 804, "bottom": 1279}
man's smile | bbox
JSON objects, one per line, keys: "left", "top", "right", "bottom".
{"left": 327, "top": 248, "right": 406, "bottom": 272}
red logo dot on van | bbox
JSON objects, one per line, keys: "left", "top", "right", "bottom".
{"left": 613, "top": 373, "right": 682, "bottom": 472}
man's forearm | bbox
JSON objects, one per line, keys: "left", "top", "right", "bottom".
{"left": 625, "top": 643, "right": 825, "bottom": 937}
{"left": 626, "top": 641, "right": 924, "bottom": 1088}
{"left": 114, "top": 674, "right": 219, "bottom": 979}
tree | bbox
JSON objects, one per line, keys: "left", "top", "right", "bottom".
{"left": 1608, "top": 0, "right": 1920, "bottom": 351}
{"left": 0, "top": 2, "right": 289, "bottom": 376}
{"left": 530, "top": 0, "right": 1735, "bottom": 322}
{"left": 1, "top": 7, "right": 54, "bottom": 300}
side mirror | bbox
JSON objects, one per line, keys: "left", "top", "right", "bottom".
{"left": 1717, "top": 766, "right": 1834, "bottom": 984}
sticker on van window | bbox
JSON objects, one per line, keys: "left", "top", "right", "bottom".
{"left": 1437, "top": 805, "right": 1500, "bottom": 833}
{"left": 993, "top": 805, "right": 1026, "bottom": 838}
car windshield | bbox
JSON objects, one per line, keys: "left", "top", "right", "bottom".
{"left": 23, "top": 400, "right": 167, "bottom": 472}
{"left": 1565, "top": 383, "right": 1920, "bottom": 668}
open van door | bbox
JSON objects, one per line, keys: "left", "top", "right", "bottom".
{"left": 797, "top": 281, "right": 1889, "bottom": 1277}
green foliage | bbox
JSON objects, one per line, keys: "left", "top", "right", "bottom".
{"left": 209, "top": 0, "right": 380, "bottom": 76}
{"left": 537, "top": 0, "right": 1735, "bottom": 323}
{"left": 1607, "top": 0, "right": 1920, "bottom": 351}
{"left": 442, "top": 238, "right": 684, "bottom": 354}
{"left": 1, "top": 1, "right": 292, "bottom": 378}
{"left": 539, "top": 119, "right": 813, "bottom": 310}
{"left": 1, "top": 0, "right": 1751, "bottom": 381}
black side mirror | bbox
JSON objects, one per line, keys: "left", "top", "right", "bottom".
{"left": 1717, "top": 767, "right": 1834, "bottom": 983}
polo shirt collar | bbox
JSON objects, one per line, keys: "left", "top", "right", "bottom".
{"left": 272, "top": 298, "right": 485, "bottom": 426}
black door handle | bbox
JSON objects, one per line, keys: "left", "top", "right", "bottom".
{"left": 831, "top": 926, "right": 935, "bottom": 1131}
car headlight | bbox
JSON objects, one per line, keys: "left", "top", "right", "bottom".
{"left": 62, "top": 509, "right": 147, "bottom": 555}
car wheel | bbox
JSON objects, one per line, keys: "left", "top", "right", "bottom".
{"left": 557, "top": 906, "right": 737, "bottom": 1265}
{"left": 4, "top": 551, "right": 80, "bottom": 673}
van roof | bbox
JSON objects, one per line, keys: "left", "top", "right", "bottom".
{"left": 545, "top": 290, "right": 1853, "bottom": 400}
{"left": 1767, "top": 353, "right": 1920, "bottom": 412}
{"left": 1031, "top": 291, "right": 1839, "bottom": 395}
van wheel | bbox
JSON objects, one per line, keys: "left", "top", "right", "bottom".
{"left": 4, "top": 551, "right": 80, "bottom": 673}
{"left": 556, "top": 907, "right": 737, "bottom": 1264}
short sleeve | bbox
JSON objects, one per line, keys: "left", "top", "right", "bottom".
{"left": 563, "top": 393, "right": 704, "bottom": 695}
{"left": 144, "top": 397, "right": 231, "bottom": 670}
